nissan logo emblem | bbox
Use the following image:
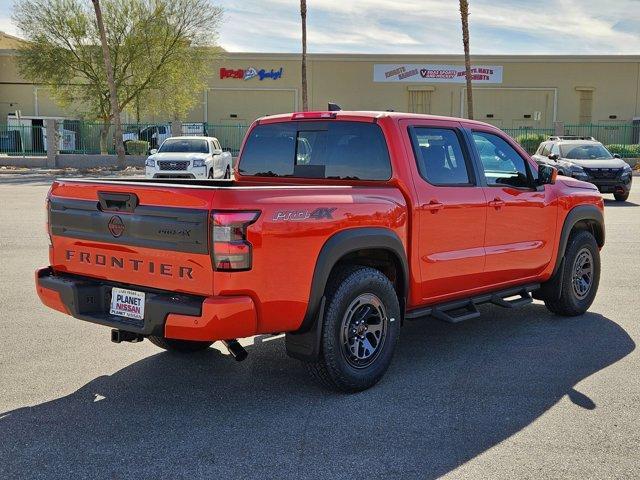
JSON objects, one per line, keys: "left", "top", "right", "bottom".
{"left": 108, "top": 215, "right": 125, "bottom": 238}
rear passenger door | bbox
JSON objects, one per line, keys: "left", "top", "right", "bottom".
{"left": 469, "top": 129, "right": 556, "bottom": 284}
{"left": 401, "top": 120, "right": 488, "bottom": 302}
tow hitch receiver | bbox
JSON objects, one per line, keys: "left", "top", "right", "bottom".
{"left": 111, "top": 329, "right": 144, "bottom": 343}
{"left": 222, "top": 339, "right": 248, "bottom": 361}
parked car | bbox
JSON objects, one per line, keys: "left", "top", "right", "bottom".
{"left": 145, "top": 136, "right": 232, "bottom": 179}
{"left": 533, "top": 136, "right": 633, "bottom": 201}
{"left": 37, "top": 111, "right": 605, "bottom": 392}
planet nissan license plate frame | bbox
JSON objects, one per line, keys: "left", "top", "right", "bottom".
{"left": 109, "top": 287, "right": 146, "bottom": 321}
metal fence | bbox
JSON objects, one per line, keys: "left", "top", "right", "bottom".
{"left": 0, "top": 123, "right": 47, "bottom": 156}
{"left": 59, "top": 122, "right": 250, "bottom": 155}
{"left": 563, "top": 123, "right": 635, "bottom": 145}
{"left": 1, "top": 121, "right": 637, "bottom": 158}
{"left": 205, "top": 124, "right": 249, "bottom": 156}
{"left": 504, "top": 123, "right": 639, "bottom": 156}
{"left": 502, "top": 127, "right": 555, "bottom": 154}
{"left": 0, "top": 122, "right": 250, "bottom": 157}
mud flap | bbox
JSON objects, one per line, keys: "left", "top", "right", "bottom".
{"left": 285, "top": 297, "right": 326, "bottom": 361}
{"left": 534, "top": 257, "right": 565, "bottom": 302}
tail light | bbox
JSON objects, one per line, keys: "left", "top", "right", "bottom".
{"left": 291, "top": 111, "right": 337, "bottom": 120}
{"left": 211, "top": 211, "right": 260, "bottom": 271}
{"left": 45, "top": 190, "right": 53, "bottom": 246}
{"left": 46, "top": 191, "right": 53, "bottom": 264}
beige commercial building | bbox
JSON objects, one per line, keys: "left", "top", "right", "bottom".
{"left": 2, "top": 32, "right": 640, "bottom": 129}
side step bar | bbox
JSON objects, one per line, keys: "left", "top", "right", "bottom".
{"left": 405, "top": 283, "right": 539, "bottom": 323}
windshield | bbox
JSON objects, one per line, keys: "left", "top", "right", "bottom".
{"left": 560, "top": 143, "right": 613, "bottom": 160}
{"left": 159, "top": 139, "right": 209, "bottom": 153}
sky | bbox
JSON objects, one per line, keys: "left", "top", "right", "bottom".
{"left": 2, "top": 0, "right": 639, "bottom": 54}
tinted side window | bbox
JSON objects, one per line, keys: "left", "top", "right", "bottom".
{"left": 472, "top": 132, "right": 532, "bottom": 188}
{"left": 550, "top": 143, "right": 560, "bottom": 156}
{"left": 410, "top": 127, "right": 472, "bottom": 185}
{"left": 239, "top": 123, "right": 296, "bottom": 176}
{"left": 239, "top": 121, "right": 391, "bottom": 180}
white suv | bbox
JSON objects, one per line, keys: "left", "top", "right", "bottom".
{"left": 145, "top": 136, "right": 233, "bottom": 180}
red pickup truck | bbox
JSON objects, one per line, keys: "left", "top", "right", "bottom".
{"left": 36, "top": 111, "right": 605, "bottom": 392}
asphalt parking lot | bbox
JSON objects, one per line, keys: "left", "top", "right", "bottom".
{"left": 0, "top": 175, "right": 638, "bottom": 479}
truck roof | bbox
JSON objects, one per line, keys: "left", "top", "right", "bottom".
{"left": 258, "top": 110, "right": 497, "bottom": 128}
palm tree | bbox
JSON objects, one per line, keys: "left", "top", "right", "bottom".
{"left": 91, "top": 0, "right": 125, "bottom": 168}
{"left": 300, "top": 0, "right": 308, "bottom": 111}
{"left": 459, "top": 0, "right": 473, "bottom": 120}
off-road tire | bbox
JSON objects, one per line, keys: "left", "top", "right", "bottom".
{"left": 544, "top": 230, "right": 600, "bottom": 316}
{"left": 208, "top": 169, "right": 214, "bottom": 179}
{"left": 614, "top": 191, "right": 629, "bottom": 202}
{"left": 224, "top": 166, "right": 231, "bottom": 179}
{"left": 148, "top": 335, "right": 213, "bottom": 353}
{"left": 306, "top": 266, "right": 401, "bottom": 392}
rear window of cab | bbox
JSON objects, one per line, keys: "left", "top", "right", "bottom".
{"left": 238, "top": 121, "right": 392, "bottom": 180}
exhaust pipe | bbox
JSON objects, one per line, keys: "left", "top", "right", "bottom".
{"left": 111, "top": 329, "right": 144, "bottom": 344}
{"left": 222, "top": 339, "right": 248, "bottom": 361}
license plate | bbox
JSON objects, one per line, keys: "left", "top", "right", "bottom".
{"left": 110, "top": 288, "right": 145, "bottom": 320}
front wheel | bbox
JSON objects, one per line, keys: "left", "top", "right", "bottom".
{"left": 306, "top": 266, "right": 400, "bottom": 392}
{"left": 614, "top": 191, "right": 629, "bottom": 202}
{"left": 148, "top": 335, "right": 213, "bottom": 353}
{"left": 207, "top": 169, "right": 214, "bottom": 179}
{"left": 544, "top": 230, "right": 600, "bottom": 316}
{"left": 224, "top": 165, "right": 231, "bottom": 179}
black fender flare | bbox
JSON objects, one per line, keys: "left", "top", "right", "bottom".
{"left": 537, "top": 204, "right": 604, "bottom": 301}
{"left": 285, "top": 227, "right": 408, "bottom": 361}
{"left": 552, "top": 204, "right": 604, "bottom": 276}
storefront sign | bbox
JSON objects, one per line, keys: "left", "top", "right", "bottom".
{"left": 373, "top": 64, "right": 503, "bottom": 84}
{"left": 220, "top": 67, "right": 284, "bottom": 81}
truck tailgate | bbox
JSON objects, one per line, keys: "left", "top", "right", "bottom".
{"left": 48, "top": 179, "right": 216, "bottom": 296}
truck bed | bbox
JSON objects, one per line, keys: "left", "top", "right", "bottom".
{"left": 45, "top": 177, "right": 409, "bottom": 335}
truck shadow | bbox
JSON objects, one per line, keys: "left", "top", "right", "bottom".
{"left": 0, "top": 304, "right": 634, "bottom": 480}
{"left": 603, "top": 199, "right": 639, "bottom": 207}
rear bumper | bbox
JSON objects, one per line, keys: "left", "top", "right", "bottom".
{"left": 35, "top": 267, "right": 257, "bottom": 341}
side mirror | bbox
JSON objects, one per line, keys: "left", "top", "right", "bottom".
{"left": 548, "top": 153, "right": 559, "bottom": 161}
{"left": 149, "top": 149, "right": 158, "bottom": 155}
{"left": 538, "top": 164, "right": 557, "bottom": 186}
{"left": 213, "top": 149, "right": 223, "bottom": 155}
{"left": 613, "top": 153, "right": 621, "bottom": 158}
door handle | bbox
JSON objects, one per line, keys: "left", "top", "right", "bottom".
{"left": 425, "top": 200, "right": 444, "bottom": 212}
{"left": 98, "top": 191, "right": 138, "bottom": 213}
{"left": 489, "top": 198, "right": 505, "bottom": 209}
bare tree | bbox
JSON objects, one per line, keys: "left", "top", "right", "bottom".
{"left": 459, "top": 0, "right": 473, "bottom": 120}
{"left": 300, "top": 0, "right": 308, "bottom": 111}
{"left": 91, "top": 0, "right": 125, "bottom": 168}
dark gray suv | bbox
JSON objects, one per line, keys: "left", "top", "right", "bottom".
{"left": 533, "top": 136, "right": 633, "bottom": 201}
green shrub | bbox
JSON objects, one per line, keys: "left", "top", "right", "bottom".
{"left": 125, "top": 140, "right": 149, "bottom": 155}
{"left": 514, "top": 133, "right": 547, "bottom": 154}
{"left": 605, "top": 144, "right": 640, "bottom": 158}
